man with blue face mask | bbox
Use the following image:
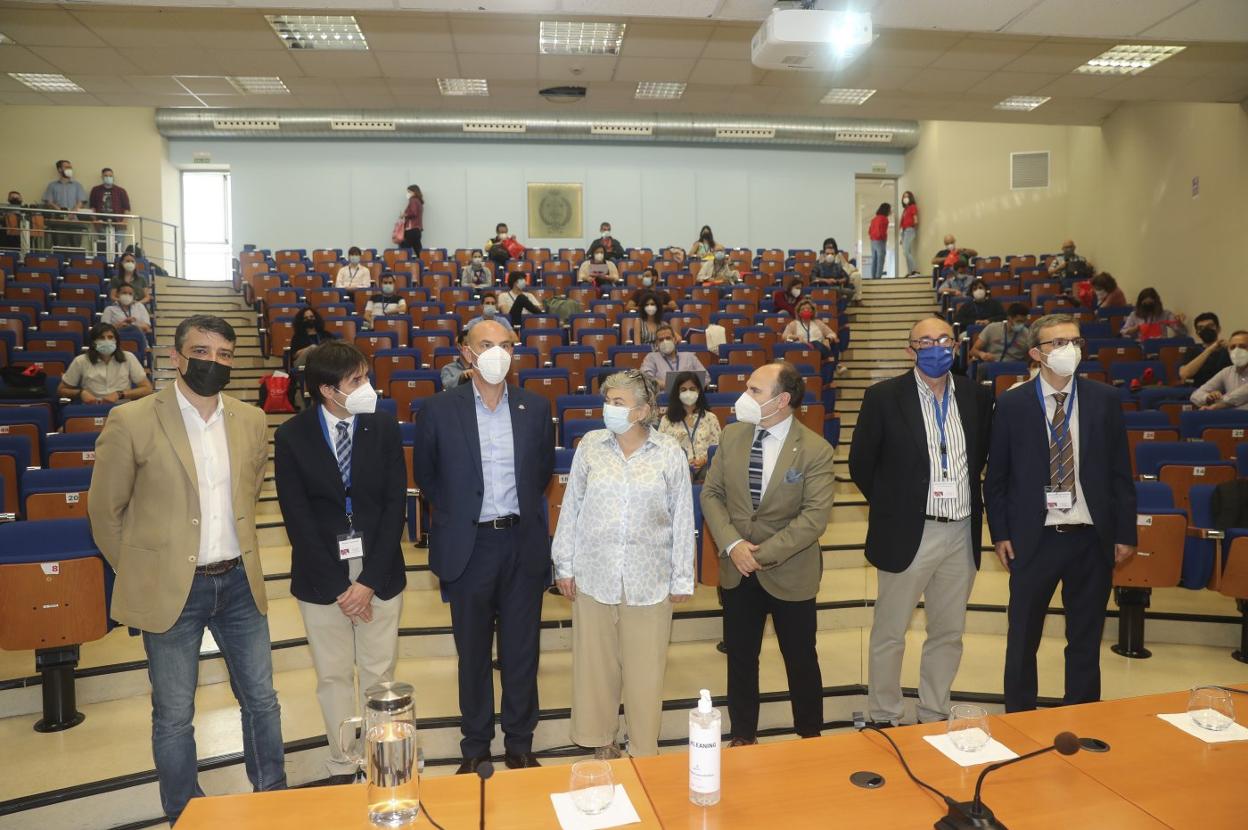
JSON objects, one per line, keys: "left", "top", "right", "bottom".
{"left": 850, "top": 316, "right": 992, "bottom": 727}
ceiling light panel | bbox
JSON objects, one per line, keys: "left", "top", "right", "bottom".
{"left": 539, "top": 21, "right": 627, "bottom": 56}
{"left": 266, "top": 15, "right": 369, "bottom": 51}
{"left": 0, "top": 32, "right": 14, "bottom": 45}
{"left": 820, "top": 88, "right": 876, "bottom": 106}
{"left": 229, "top": 76, "right": 290, "bottom": 95}
{"left": 635, "top": 81, "right": 686, "bottom": 100}
{"left": 994, "top": 95, "right": 1051, "bottom": 111}
{"left": 9, "top": 73, "right": 83, "bottom": 93}
{"left": 1074, "top": 44, "right": 1184, "bottom": 76}
{"left": 437, "top": 78, "right": 489, "bottom": 96}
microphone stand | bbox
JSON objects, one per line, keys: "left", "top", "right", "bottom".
{"left": 936, "top": 741, "right": 1072, "bottom": 830}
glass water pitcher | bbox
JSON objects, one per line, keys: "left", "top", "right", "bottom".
{"left": 341, "top": 681, "right": 421, "bottom": 828}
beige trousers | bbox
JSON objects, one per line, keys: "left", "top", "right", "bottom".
{"left": 571, "top": 593, "right": 673, "bottom": 757}
{"left": 298, "top": 592, "right": 403, "bottom": 775}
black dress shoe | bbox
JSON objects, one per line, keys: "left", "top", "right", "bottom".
{"left": 456, "top": 754, "right": 491, "bottom": 775}
{"left": 504, "top": 751, "right": 541, "bottom": 769}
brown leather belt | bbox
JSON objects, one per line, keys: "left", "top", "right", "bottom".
{"left": 195, "top": 557, "right": 240, "bottom": 576}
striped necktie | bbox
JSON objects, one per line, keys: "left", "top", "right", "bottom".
{"left": 749, "top": 428, "right": 769, "bottom": 509}
{"left": 1048, "top": 392, "right": 1075, "bottom": 507}
{"left": 335, "top": 420, "right": 352, "bottom": 491}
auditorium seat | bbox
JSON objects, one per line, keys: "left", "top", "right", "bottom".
{"left": 0, "top": 406, "right": 51, "bottom": 461}
{"left": 1178, "top": 409, "right": 1248, "bottom": 440}
{"left": 60, "top": 404, "right": 114, "bottom": 434}
{"left": 1212, "top": 529, "right": 1248, "bottom": 663}
{"left": 1108, "top": 360, "right": 1165, "bottom": 388}
{"left": 21, "top": 467, "right": 92, "bottom": 521}
{"left": 519, "top": 368, "right": 571, "bottom": 417}
{"left": 561, "top": 418, "right": 602, "bottom": 449}
{"left": 1134, "top": 440, "right": 1235, "bottom": 512}
{"left": 44, "top": 432, "right": 99, "bottom": 469}
{"left": 1182, "top": 484, "right": 1221, "bottom": 588}
{"left": 0, "top": 434, "right": 32, "bottom": 518}
{"left": 1111, "top": 481, "right": 1187, "bottom": 659}
{"left": 387, "top": 370, "right": 441, "bottom": 416}
{"left": 551, "top": 346, "right": 596, "bottom": 392}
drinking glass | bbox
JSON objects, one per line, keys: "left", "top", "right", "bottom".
{"left": 1188, "top": 686, "right": 1235, "bottom": 731}
{"left": 569, "top": 759, "right": 615, "bottom": 815}
{"left": 947, "top": 703, "right": 991, "bottom": 752}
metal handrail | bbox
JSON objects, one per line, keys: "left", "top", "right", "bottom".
{"left": 2, "top": 204, "right": 179, "bottom": 277}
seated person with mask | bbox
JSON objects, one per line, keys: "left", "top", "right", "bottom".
{"left": 1191, "top": 330, "right": 1248, "bottom": 411}
{"left": 466, "top": 291, "right": 502, "bottom": 330}
{"left": 699, "top": 248, "right": 741, "bottom": 285}
{"left": 497, "top": 272, "right": 545, "bottom": 326}
{"left": 442, "top": 331, "right": 475, "bottom": 389}
{"left": 335, "top": 247, "right": 372, "bottom": 289}
{"left": 954, "top": 279, "right": 1007, "bottom": 329}
{"left": 626, "top": 267, "right": 675, "bottom": 313}
{"left": 363, "top": 273, "right": 407, "bottom": 329}
{"left": 461, "top": 250, "right": 495, "bottom": 289}
{"left": 58, "top": 322, "right": 153, "bottom": 403}
{"left": 577, "top": 250, "right": 620, "bottom": 286}
{"left": 970, "top": 303, "right": 1034, "bottom": 364}
{"left": 640, "top": 325, "right": 703, "bottom": 387}
{"left": 101, "top": 282, "right": 152, "bottom": 335}
{"left": 1180, "top": 312, "right": 1232, "bottom": 387}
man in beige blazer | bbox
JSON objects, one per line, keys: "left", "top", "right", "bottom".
{"left": 88, "top": 314, "right": 285, "bottom": 823}
{"left": 701, "top": 362, "right": 836, "bottom": 746}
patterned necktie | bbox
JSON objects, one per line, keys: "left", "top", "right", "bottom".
{"left": 749, "top": 428, "right": 769, "bottom": 509}
{"left": 335, "top": 421, "right": 352, "bottom": 491}
{"left": 1049, "top": 392, "right": 1076, "bottom": 507}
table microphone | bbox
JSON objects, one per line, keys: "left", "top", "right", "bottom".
{"left": 477, "top": 760, "right": 494, "bottom": 830}
{"left": 936, "top": 731, "right": 1083, "bottom": 830}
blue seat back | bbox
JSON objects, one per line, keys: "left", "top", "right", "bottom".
{"left": 20, "top": 466, "right": 93, "bottom": 501}
{"left": 1134, "top": 441, "right": 1222, "bottom": 478}
{"left": 0, "top": 517, "right": 100, "bottom": 564}
{"left": 1178, "top": 409, "right": 1248, "bottom": 441}
{"left": 1183, "top": 484, "right": 1218, "bottom": 588}
{"left": 1123, "top": 411, "right": 1172, "bottom": 429}
{"left": 1134, "top": 481, "right": 1175, "bottom": 511}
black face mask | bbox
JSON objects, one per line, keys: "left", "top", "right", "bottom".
{"left": 179, "top": 355, "right": 231, "bottom": 397}
{"left": 8, "top": 197, "right": 20, "bottom": 205}
{"left": 1139, "top": 302, "right": 1157, "bottom": 316}
{"left": 1198, "top": 327, "right": 1218, "bottom": 345}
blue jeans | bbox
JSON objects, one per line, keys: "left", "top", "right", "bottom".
{"left": 901, "top": 227, "right": 917, "bottom": 274}
{"left": 870, "top": 239, "right": 887, "bottom": 279}
{"left": 143, "top": 566, "right": 286, "bottom": 823}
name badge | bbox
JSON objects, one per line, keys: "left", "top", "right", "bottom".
{"left": 930, "top": 481, "right": 957, "bottom": 500}
{"left": 1044, "top": 488, "right": 1074, "bottom": 510}
{"left": 337, "top": 532, "right": 364, "bottom": 561}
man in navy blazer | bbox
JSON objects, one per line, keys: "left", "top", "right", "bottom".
{"left": 413, "top": 318, "right": 555, "bottom": 773}
{"left": 985, "top": 314, "right": 1136, "bottom": 712}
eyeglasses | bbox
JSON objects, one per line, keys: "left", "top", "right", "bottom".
{"left": 909, "top": 336, "right": 956, "bottom": 349}
{"left": 1037, "top": 337, "right": 1085, "bottom": 350}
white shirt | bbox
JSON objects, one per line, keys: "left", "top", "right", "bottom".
{"left": 175, "top": 383, "right": 241, "bottom": 565}
{"left": 914, "top": 370, "right": 971, "bottom": 520}
{"left": 1039, "top": 375, "right": 1094, "bottom": 526}
{"left": 334, "top": 265, "right": 371, "bottom": 289}
{"left": 101, "top": 301, "right": 150, "bottom": 329}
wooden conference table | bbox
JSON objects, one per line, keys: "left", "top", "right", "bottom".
{"left": 177, "top": 687, "right": 1247, "bottom": 829}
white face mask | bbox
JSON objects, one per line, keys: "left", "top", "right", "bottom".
{"left": 471, "top": 344, "right": 512, "bottom": 385}
{"left": 644, "top": 304, "right": 658, "bottom": 316}
{"left": 335, "top": 382, "right": 378, "bottom": 416}
{"left": 972, "top": 289, "right": 987, "bottom": 301}
{"left": 62, "top": 167, "right": 73, "bottom": 179}
{"left": 472, "top": 256, "right": 483, "bottom": 266}
{"left": 734, "top": 391, "right": 782, "bottom": 426}
{"left": 103, "top": 176, "right": 114, "bottom": 186}
{"left": 790, "top": 287, "right": 801, "bottom": 297}
{"left": 641, "top": 276, "right": 653, "bottom": 287}
{"left": 594, "top": 253, "right": 605, "bottom": 263}
{"left": 714, "top": 251, "right": 726, "bottom": 262}
{"left": 678, "top": 389, "right": 699, "bottom": 407}
{"left": 658, "top": 339, "right": 676, "bottom": 356}
{"left": 118, "top": 293, "right": 134, "bottom": 306}
{"left": 349, "top": 255, "right": 361, "bottom": 265}
{"left": 122, "top": 260, "right": 136, "bottom": 273}
{"left": 1042, "top": 343, "right": 1081, "bottom": 377}
{"left": 602, "top": 403, "right": 638, "bottom": 435}
{"left": 1230, "top": 347, "right": 1248, "bottom": 369}
{"left": 514, "top": 279, "right": 527, "bottom": 292}
{"left": 601, "top": 231, "right": 611, "bottom": 239}
{"left": 482, "top": 304, "right": 497, "bottom": 316}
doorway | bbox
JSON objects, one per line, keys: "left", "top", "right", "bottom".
{"left": 181, "top": 169, "right": 232, "bottom": 281}
{"left": 853, "top": 175, "right": 898, "bottom": 280}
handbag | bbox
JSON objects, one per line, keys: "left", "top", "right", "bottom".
{"left": 391, "top": 217, "right": 405, "bottom": 245}
{"left": 258, "top": 371, "right": 295, "bottom": 413}
{"left": 502, "top": 237, "right": 527, "bottom": 259}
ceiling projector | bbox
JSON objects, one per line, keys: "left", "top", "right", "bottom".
{"left": 750, "top": 7, "right": 873, "bottom": 71}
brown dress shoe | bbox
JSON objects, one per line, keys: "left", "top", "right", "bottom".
{"left": 728, "top": 737, "right": 757, "bottom": 748}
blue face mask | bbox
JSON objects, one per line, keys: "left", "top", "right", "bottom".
{"left": 916, "top": 346, "right": 954, "bottom": 378}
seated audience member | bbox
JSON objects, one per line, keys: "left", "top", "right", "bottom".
{"left": 937, "top": 265, "right": 973, "bottom": 298}
{"left": 630, "top": 292, "right": 671, "bottom": 346}
{"left": 110, "top": 251, "right": 151, "bottom": 304}
{"left": 626, "top": 267, "right": 674, "bottom": 312}
{"left": 485, "top": 222, "right": 516, "bottom": 266}
{"left": 954, "top": 279, "right": 1007, "bottom": 329}
{"left": 497, "top": 271, "right": 544, "bottom": 326}
{"left": 364, "top": 273, "right": 407, "bottom": 328}
{"left": 782, "top": 298, "right": 840, "bottom": 360}
{"left": 699, "top": 248, "right": 740, "bottom": 285}
{"left": 1191, "top": 330, "right": 1248, "bottom": 411}
{"left": 1047, "top": 239, "right": 1091, "bottom": 285}
{"left": 101, "top": 282, "right": 152, "bottom": 335}
{"left": 810, "top": 238, "right": 861, "bottom": 302}
{"left": 577, "top": 250, "right": 620, "bottom": 286}
{"left": 931, "top": 234, "right": 977, "bottom": 273}
{"left": 465, "top": 291, "right": 502, "bottom": 330}
{"left": 1121, "top": 288, "right": 1187, "bottom": 340}
{"left": 290, "top": 305, "right": 335, "bottom": 370}
{"left": 1180, "top": 312, "right": 1232, "bottom": 386}
{"left": 442, "top": 331, "right": 474, "bottom": 389}
{"left": 640, "top": 325, "right": 703, "bottom": 386}
{"left": 689, "top": 226, "right": 715, "bottom": 261}
{"left": 658, "top": 371, "right": 722, "bottom": 483}
{"left": 773, "top": 276, "right": 805, "bottom": 317}
{"left": 335, "top": 246, "right": 372, "bottom": 289}
{"left": 971, "top": 303, "right": 1034, "bottom": 363}
{"left": 58, "top": 322, "right": 152, "bottom": 403}
{"left": 460, "top": 250, "right": 494, "bottom": 289}
{"left": 1090, "top": 272, "right": 1127, "bottom": 309}
{"left": 587, "top": 221, "right": 625, "bottom": 262}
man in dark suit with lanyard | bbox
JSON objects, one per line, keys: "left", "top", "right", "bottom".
{"left": 851, "top": 316, "right": 992, "bottom": 726}
{"left": 413, "top": 319, "right": 555, "bottom": 773}
{"left": 985, "top": 313, "right": 1137, "bottom": 712}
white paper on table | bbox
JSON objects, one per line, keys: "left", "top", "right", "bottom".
{"left": 550, "top": 785, "right": 642, "bottom": 830}
{"left": 923, "top": 731, "right": 1020, "bottom": 767}
{"left": 1157, "top": 712, "right": 1248, "bottom": 743}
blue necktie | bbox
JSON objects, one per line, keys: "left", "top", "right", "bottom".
{"left": 335, "top": 421, "right": 352, "bottom": 491}
{"left": 749, "top": 428, "right": 768, "bottom": 509}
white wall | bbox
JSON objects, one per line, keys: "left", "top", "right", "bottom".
{"left": 165, "top": 139, "right": 904, "bottom": 254}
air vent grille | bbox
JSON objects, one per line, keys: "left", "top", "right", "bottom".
{"left": 463, "top": 122, "right": 527, "bottom": 134}
{"left": 834, "top": 130, "right": 892, "bottom": 143}
{"left": 330, "top": 119, "right": 395, "bottom": 131}
{"left": 212, "top": 118, "right": 280, "bottom": 131}
{"left": 1011, "top": 151, "right": 1050, "bottom": 189}
{"left": 590, "top": 124, "right": 653, "bottom": 136}
{"left": 715, "top": 127, "right": 775, "bottom": 140}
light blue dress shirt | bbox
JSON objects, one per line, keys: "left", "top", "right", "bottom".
{"left": 474, "top": 382, "right": 520, "bottom": 521}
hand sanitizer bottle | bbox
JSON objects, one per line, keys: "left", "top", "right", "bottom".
{"left": 689, "top": 689, "right": 721, "bottom": 806}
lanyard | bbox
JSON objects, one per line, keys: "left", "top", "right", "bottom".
{"left": 1036, "top": 379, "right": 1077, "bottom": 479}
{"left": 663, "top": 353, "right": 678, "bottom": 372}
{"left": 931, "top": 381, "right": 952, "bottom": 478}
{"left": 317, "top": 406, "right": 355, "bottom": 520}
{"left": 683, "top": 412, "right": 703, "bottom": 458}
{"left": 801, "top": 322, "right": 813, "bottom": 342}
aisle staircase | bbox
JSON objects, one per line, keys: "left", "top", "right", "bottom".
{"left": 1, "top": 276, "right": 1245, "bottom": 830}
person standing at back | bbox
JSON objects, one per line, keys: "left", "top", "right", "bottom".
{"left": 401, "top": 185, "right": 424, "bottom": 254}
{"left": 274, "top": 341, "right": 407, "bottom": 785}
{"left": 869, "top": 203, "right": 891, "bottom": 280}
{"left": 850, "top": 316, "right": 991, "bottom": 727}
{"left": 412, "top": 319, "right": 556, "bottom": 773}
{"left": 985, "top": 313, "right": 1137, "bottom": 712}
{"left": 701, "top": 362, "right": 836, "bottom": 745}
{"left": 899, "top": 191, "right": 919, "bottom": 276}
{"left": 87, "top": 315, "right": 284, "bottom": 823}
{"left": 42, "top": 158, "right": 88, "bottom": 249}
{"left": 89, "top": 166, "right": 131, "bottom": 258}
